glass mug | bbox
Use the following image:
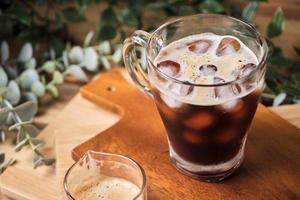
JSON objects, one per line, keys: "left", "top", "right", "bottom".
{"left": 64, "top": 151, "right": 147, "bottom": 200}
{"left": 122, "top": 14, "right": 267, "bottom": 182}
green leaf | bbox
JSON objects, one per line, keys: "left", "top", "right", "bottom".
{"left": 112, "top": 46, "right": 122, "bottom": 64}
{"left": 65, "top": 65, "right": 88, "bottom": 82}
{"left": 100, "top": 7, "right": 117, "bottom": 26}
{"left": 63, "top": 7, "right": 86, "bottom": 22}
{"left": 83, "top": 31, "right": 94, "bottom": 47}
{"left": 18, "top": 43, "right": 33, "bottom": 63}
{"left": 98, "top": 41, "right": 111, "bottom": 54}
{"left": 197, "top": 0, "right": 225, "bottom": 13}
{"left": 17, "top": 128, "right": 26, "bottom": 144}
{"left": 52, "top": 71, "right": 64, "bottom": 85}
{"left": 0, "top": 67, "right": 8, "bottom": 87}
{"left": 9, "top": 121, "right": 32, "bottom": 131}
{"left": 1, "top": 41, "right": 9, "bottom": 64}
{"left": 178, "top": 6, "right": 195, "bottom": 16}
{"left": 30, "top": 138, "right": 45, "bottom": 150}
{"left": 15, "top": 138, "right": 28, "bottom": 152}
{"left": 98, "top": 25, "right": 116, "bottom": 41}
{"left": 0, "top": 107, "right": 9, "bottom": 126}
{"left": 242, "top": 2, "right": 258, "bottom": 23}
{"left": 267, "top": 7, "right": 284, "bottom": 38}
{"left": 273, "top": 92, "right": 287, "bottom": 106}
{"left": 100, "top": 57, "right": 111, "bottom": 70}
{"left": 19, "top": 69, "right": 39, "bottom": 90}
{"left": 120, "top": 8, "right": 139, "bottom": 27}
{"left": 46, "top": 84, "right": 59, "bottom": 98}
{"left": 6, "top": 80, "right": 21, "bottom": 105}
{"left": 14, "top": 101, "right": 38, "bottom": 121}
{"left": 31, "top": 81, "right": 45, "bottom": 97}
{"left": 21, "top": 92, "right": 38, "bottom": 104}
{"left": 0, "top": 153, "right": 4, "bottom": 164}
{"left": 25, "top": 58, "right": 37, "bottom": 69}
{"left": 42, "top": 158, "right": 55, "bottom": 166}
{"left": 82, "top": 47, "right": 98, "bottom": 71}
{"left": 68, "top": 46, "right": 84, "bottom": 64}
{"left": 41, "top": 61, "right": 56, "bottom": 73}
{"left": 23, "top": 124, "right": 40, "bottom": 138}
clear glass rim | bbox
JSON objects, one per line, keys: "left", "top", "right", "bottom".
{"left": 63, "top": 150, "right": 147, "bottom": 200}
{"left": 146, "top": 13, "right": 268, "bottom": 87}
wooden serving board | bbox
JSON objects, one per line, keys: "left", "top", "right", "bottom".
{"left": 72, "top": 69, "right": 300, "bottom": 200}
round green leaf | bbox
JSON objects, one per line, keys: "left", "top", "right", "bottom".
{"left": 0, "top": 67, "right": 8, "bottom": 87}
{"left": 100, "top": 57, "right": 111, "bottom": 70}
{"left": 1, "top": 41, "right": 9, "bottom": 64}
{"left": 98, "top": 41, "right": 111, "bottom": 55}
{"left": 46, "top": 84, "right": 59, "bottom": 98}
{"left": 112, "top": 46, "right": 122, "bottom": 64}
{"left": 21, "top": 92, "right": 38, "bottom": 104}
{"left": 63, "top": 7, "right": 86, "bottom": 22}
{"left": 242, "top": 2, "right": 258, "bottom": 23}
{"left": 6, "top": 80, "right": 21, "bottom": 105}
{"left": 83, "top": 47, "right": 98, "bottom": 71}
{"left": 68, "top": 46, "right": 84, "bottom": 64}
{"left": 98, "top": 25, "right": 116, "bottom": 41}
{"left": 31, "top": 81, "right": 45, "bottom": 97}
{"left": 267, "top": 7, "right": 284, "bottom": 38}
{"left": 66, "top": 65, "right": 88, "bottom": 82}
{"left": 273, "top": 92, "right": 287, "bottom": 106}
{"left": 15, "top": 101, "right": 38, "bottom": 121}
{"left": 19, "top": 69, "right": 39, "bottom": 90}
{"left": 197, "top": 0, "right": 225, "bottom": 13}
{"left": 18, "top": 43, "right": 33, "bottom": 63}
{"left": 52, "top": 71, "right": 64, "bottom": 85}
{"left": 83, "top": 31, "right": 94, "bottom": 47}
{"left": 41, "top": 61, "right": 56, "bottom": 73}
{"left": 25, "top": 58, "right": 36, "bottom": 69}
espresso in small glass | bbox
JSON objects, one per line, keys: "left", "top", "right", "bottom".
{"left": 151, "top": 33, "right": 263, "bottom": 181}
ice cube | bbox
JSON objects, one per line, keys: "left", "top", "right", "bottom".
{"left": 216, "top": 129, "right": 238, "bottom": 144}
{"left": 216, "top": 37, "right": 241, "bottom": 56}
{"left": 183, "top": 112, "right": 214, "bottom": 130}
{"left": 160, "top": 93, "right": 183, "bottom": 108}
{"left": 220, "top": 99, "right": 247, "bottom": 120}
{"left": 184, "top": 131, "right": 204, "bottom": 144}
{"left": 199, "top": 64, "right": 218, "bottom": 76}
{"left": 188, "top": 40, "right": 212, "bottom": 55}
{"left": 214, "top": 84, "right": 242, "bottom": 100}
{"left": 239, "top": 63, "right": 257, "bottom": 77}
{"left": 169, "top": 83, "right": 194, "bottom": 96}
{"left": 214, "top": 77, "right": 226, "bottom": 84}
{"left": 157, "top": 60, "right": 180, "bottom": 77}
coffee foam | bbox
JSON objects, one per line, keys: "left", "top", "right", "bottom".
{"left": 74, "top": 175, "right": 140, "bottom": 200}
{"left": 152, "top": 33, "right": 261, "bottom": 106}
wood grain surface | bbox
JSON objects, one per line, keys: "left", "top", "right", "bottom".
{"left": 72, "top": 69, "right": 300, "bottom": 200}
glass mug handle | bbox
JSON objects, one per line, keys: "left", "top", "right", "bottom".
{"left": 122, "top": 30, "right": 153, "bottom": 97}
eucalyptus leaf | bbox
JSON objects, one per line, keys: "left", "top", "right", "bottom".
{"left": 0, "top": 107, "right": 9, "bottom": 126}
{"left": 65, "top": 65, "right": 88, "bottom": 82}
{"left": 98, "top": 41, "right": 111, "bottom": 54}
{"left": 15, "top": 138, "right": 28, "bottom": 152}
{"left": 0, "top": 67, "right": 8, "bottom": 87}
{"left": 23, "top": 124, "right": 40, "bottom": 137}
{"left": 0, "top": 153, "right": 4, "bottom": 164}
{"left": 31, "top": 81, "right": 45, "bottom": 97}
{"left": 273, "top": 92, "right": 287, "bottom": 106}
{"left": 19, "top": 69, "right": 39, "bottom": 90}
{"left": 100, "top": 57, "right": 111, "bottom": 70}
{"left": 42, "top": 158, "right": 56, "bottom": 166}
{"left": 25, "top": 58, "right": 37, "bottom": 69}
{"left": 41, "top": 61, "right": 56, "bottom": 73}
{"left": 17, "top": 128, "right": 26, "bottom": 144}
{"left": 83, "top": 47, "right": 98, "bottom": 71}
{"left": 52, "top": 71, "right": 64, "bottom": 85}
{"left": 18, "top": 43, "right": 33, "bottom": 63}
{"left": 1, "top": 41, "right": 9, "bottom": 64}
{"left": 120, "top": 8, "right": 139, "bottom": 27}
{"left": 62, "top": 50, "right": 69, "bottom": 66}
{"left": 69, "top": 46, "right": 84, "bottom": 64}
{"left": 0, "top": 131, "right": 5, "bottom": 142}
{"left": 9, "top": 121, "right": 32, "bottom": 131}
{"left": 267, "top": 7, "right": 284, "bottom": 38}
{"left": 46, "top": 84, "right": 59, "bottom": 98}
{"left": 33, "top": 159, "right": 43, "bottom": 169}
{"left": 84, "top": 31, "right": 94, "bottom": 47}
{"left": 63, "top": 7, "right": 86, "bottom": 22}
{"left": 6, "top": 80, "right": 21, "bottom": 105}
{"left": 30, "top": 138, "right": 45, "bottom": 150}
{"left": 197, "top": 0, "right": 225, "bottom": 13}
{"left": 242, "top": 2, "right": 258, "bottom": 23}
{"left": 14, "top": 101, "right": 38, "bottom": 121}
{"left": 98, "top": 25, "right": 116, "bottom": 41}
{"left": 21, "top": 92, "right": 38, "bottom": 104}
{"left": 112, "top": 46, "right": 122, "bottom": 64}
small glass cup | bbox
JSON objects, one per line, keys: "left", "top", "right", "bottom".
{"left": 64, "top": 151, "right": 147, "bottom": 200}
{"left": 122, "top": 14, "right": 267, "bottom": 182}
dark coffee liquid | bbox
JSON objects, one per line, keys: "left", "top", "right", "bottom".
{"left": 154, "top": 89, "right": 261, "bottom": 165}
